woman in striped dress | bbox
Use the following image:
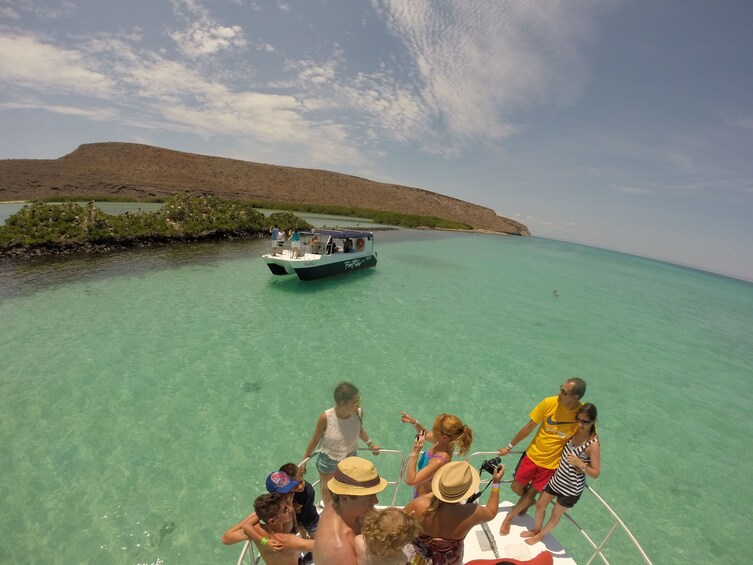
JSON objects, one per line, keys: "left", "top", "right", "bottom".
{"left": 521, "top": 403, "right": 601, "bottom": 545}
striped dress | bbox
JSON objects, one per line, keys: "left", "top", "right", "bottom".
{"left": 546, "top": 435, "right": 598, "bottom": 497}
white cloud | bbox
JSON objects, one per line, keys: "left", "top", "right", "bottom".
{"left": 170, "top": 22, "right": 246, "bottom": 57}
{"left": 0, "top": 34, "right": 112, "bottom": 96}
{"left": 2, "top": 0, "right": 75, "bottom": 19}
{"left": 169, "top": 0, "right": 247, "bottom": 57}
{"left": 0, "top": 6, "right": 20, "bottom": 19}
{"left": 616, "top": 186, "right": 652, "bottom": 195}
{"left": 368, "top": 0, "right": 603, "bottom": 152}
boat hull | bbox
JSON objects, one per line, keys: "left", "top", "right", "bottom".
{"left": 263, "top": 252, "right": 377, "bottom": 280}
{"left": 295, "top": 253, "right": 377, "bottom": 280}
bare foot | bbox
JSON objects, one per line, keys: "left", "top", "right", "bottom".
{"left": 499, "top": 517, "right": 512, "bottom": 536}
{"left": 520, "top": 530, "right": 537, "bottom": 538}
{"left": 525, "top": 535, "right": 542, "bottom": 546}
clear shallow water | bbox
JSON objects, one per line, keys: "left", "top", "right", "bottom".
{"left": 1, "top": 231, "right": 752, "bottom": 564}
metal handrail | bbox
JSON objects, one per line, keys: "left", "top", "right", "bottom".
{"left": 466, "top": 451, "right": 652, "bottom": 565}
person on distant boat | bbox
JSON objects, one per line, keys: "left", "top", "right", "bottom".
{"left": 313, "top": 457, "right": 388, "bottom": 564}
{"left": 521, "top": 403, "right": 600, "bottom": 546}
{"left": 301, "top": 382, "right": 381, "bottom": 506}
{"left": 250, "top": 493, "right": 314, "bottom": 565}
{"left": 291, "top": 229, "right": 301, "bottom": 258}
{"left": 355, "top": 506, "right": 420, "bottom": 565}
{"left": 344, "top": 238, "right": 354, "bottom": 253}
{"left": 400, "top": 412, "right": 473, "bottom": 497}
{"left": 308, "top": 235, "right": 319, "bottom": 254}
{"left": 270, "top": 225, "right": 279, "bottom": 254}
{"left": 404, "top": 460, "right": 506, "bottom": 565}
{"left": 496, "top": 378, "right": 586, "bottom": 535}
{"left": 276, "top": 227, "right": 286, "bottom": 252}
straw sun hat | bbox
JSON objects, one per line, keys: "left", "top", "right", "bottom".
{"left": 431, "top": 461, "right": 480, "bottom": 503}
{"left": 327, "top": 456, "right": 388, "bottom": 496}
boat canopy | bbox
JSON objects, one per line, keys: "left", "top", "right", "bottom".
{"left": 313, "top": 229, "right": 373, "bottom": 239}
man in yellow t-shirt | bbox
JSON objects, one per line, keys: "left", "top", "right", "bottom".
{"left": 497, "top": 378, "right": 586, "bottom": 535}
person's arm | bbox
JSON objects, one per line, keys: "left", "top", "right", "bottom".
{"left": 222, "top": 512, "right": 256, "bottom": 545}
{"left": 498, "top": 420, "right": 537, "bottom": 456}
{"left": 301, "top": 412, "right": 328, "bottom": 472}
{"left": 274, "top": 533, "right": 315, "bottom": 552}
{"left": 569, "top": 438, "right": 600, "bottom": 479}
{"left": 470, "top": 464, "right": 506, "bottom": 524}
{"left": 238, "top": 516, "right": 284, "bottom": 551}
{"left": 400, "top": 411, "right": 437, "bottom": 443}
{"left": 358, "top": 408, "right": 380, "bottom": 453}
{"left": 405, "top": 436, "right": 446, "bottom": 486}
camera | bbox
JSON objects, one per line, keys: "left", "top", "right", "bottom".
{"left": 480, "top": 456, "right": 502, "bottom": 474}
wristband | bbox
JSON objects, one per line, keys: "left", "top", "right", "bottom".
{"left": 414, "top": 420, "right": 421, "bottom": 427}
{"left": 506, "top": 442, "right": 514, "bottom": 450}
{"left": 491, "top": 483, "right": 500, "bottom": 488}
{"left": 260, "top": 537, "right": 268, "bottom": 546}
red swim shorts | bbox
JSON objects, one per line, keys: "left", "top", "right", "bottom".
{"left": 514, "top": 453, "right": 555, "bottom": 492}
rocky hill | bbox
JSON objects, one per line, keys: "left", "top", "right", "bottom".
{"left": 0, "top": 142, "right": 529, "bottom": 235}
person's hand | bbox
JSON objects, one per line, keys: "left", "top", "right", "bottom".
{"left": 400, "top": 411, "right": 417, "bottom": 425}
{"left": 492, "top": 464, "right": 506, "bottom": 483}
{"left": 369, "top": 443, "right": 381, "bottom": 455}
{"left": 300, "top": 460, "right": 308, "bottom": 475}
{"left": 566, "top": 453, "right": 584, "bottom": 471}
{"left": 412, "top": 434, "right": 425, "bottom": 453}
{"left": 266, "top": 534, "right": 285, "bottom": 551}
{"left": 497, "top": 446, "right": 511, "bottom": 456}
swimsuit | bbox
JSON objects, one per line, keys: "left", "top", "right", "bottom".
{"left": 413, "top": 533, "right": 464, "bottom": 565}
{"left": 413, "top": 450, "right": 450, "bottom": 497}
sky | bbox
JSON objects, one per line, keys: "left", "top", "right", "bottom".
{"left": 1, "top": 1, "right": 752, "bottom": 281}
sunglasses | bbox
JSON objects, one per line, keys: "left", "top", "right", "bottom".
{"left": 577, "top": 418, "right": 593, "bottom": 425}
{"left": 560, "top": 386, "right": 575, "bottom": 396}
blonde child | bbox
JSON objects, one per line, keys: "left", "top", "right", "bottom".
{"left": 355, "top": 507, "right": 420, "bottom": 565}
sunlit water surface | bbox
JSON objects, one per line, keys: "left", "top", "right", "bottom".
{"left": 1, "top": 230, "right": 752, "bottom": 564}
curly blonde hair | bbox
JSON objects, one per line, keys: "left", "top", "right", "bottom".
{"left": 361, "top": 507, "right": 420, "bottom": 558}
{"left": 433, "top": 413, "right": 473, "bottom": 456}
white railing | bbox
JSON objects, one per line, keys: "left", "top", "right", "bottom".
{"left": 466, "top": 451, "right": 653, "bottom": 565}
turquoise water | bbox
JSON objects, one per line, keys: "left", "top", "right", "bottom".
{"left": 1, "top": 230, "right": 752, "bottom": 564}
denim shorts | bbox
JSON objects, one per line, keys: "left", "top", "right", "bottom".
{"left": 316, "top": 450, "right": 357, "bottom": 474}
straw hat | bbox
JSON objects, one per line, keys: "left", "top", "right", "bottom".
{"left": 327, "top": 456, "right": 388, "bottom": 496}
{"left": 431, "top": 461, "right": 480, "bottom": 503}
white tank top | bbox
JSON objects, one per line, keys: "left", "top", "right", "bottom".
{"left": 320, "top": 407, "right": 362, "bottom": 460}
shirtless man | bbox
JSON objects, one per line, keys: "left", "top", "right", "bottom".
{"left": 497, "top": 378, "right": 586, "bottom": 535}
{"left": 250, "top": 493, "right": 314, "bottom": 565}
{"left": 313, "top": 456, "right": 388, "bottom": 564}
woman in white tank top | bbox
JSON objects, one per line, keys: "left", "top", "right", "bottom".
{"left": 302, "top": 382, "right": 381, "bottom": 506}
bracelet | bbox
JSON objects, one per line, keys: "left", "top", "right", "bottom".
{"left": 506, "top": 442, "right": 514, "bottom": 450}
{"left": 260, "top": 537, "right": 268, "bottom": 546}
{"left": 491, "top": 483, "right": 500, "bottom": 488}
{"left": 414, "top": 420, "right": 421, "bottom": 427}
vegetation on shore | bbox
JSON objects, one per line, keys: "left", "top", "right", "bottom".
{"left": 37, "top": 194, "right": 474, "bottom": 230}
{"left": 0, "top": 193, "right": 312, "bottom": 256}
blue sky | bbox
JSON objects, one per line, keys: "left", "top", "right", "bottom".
{"left": 1, "top": 1, "right": 752, "bottom": 281}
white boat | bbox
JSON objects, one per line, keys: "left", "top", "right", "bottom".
{"left": 263, "top": 229, "right": 377, "bottom": 281}
{"left": 235, "top": 449, "right": 652, "bottom": 564}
